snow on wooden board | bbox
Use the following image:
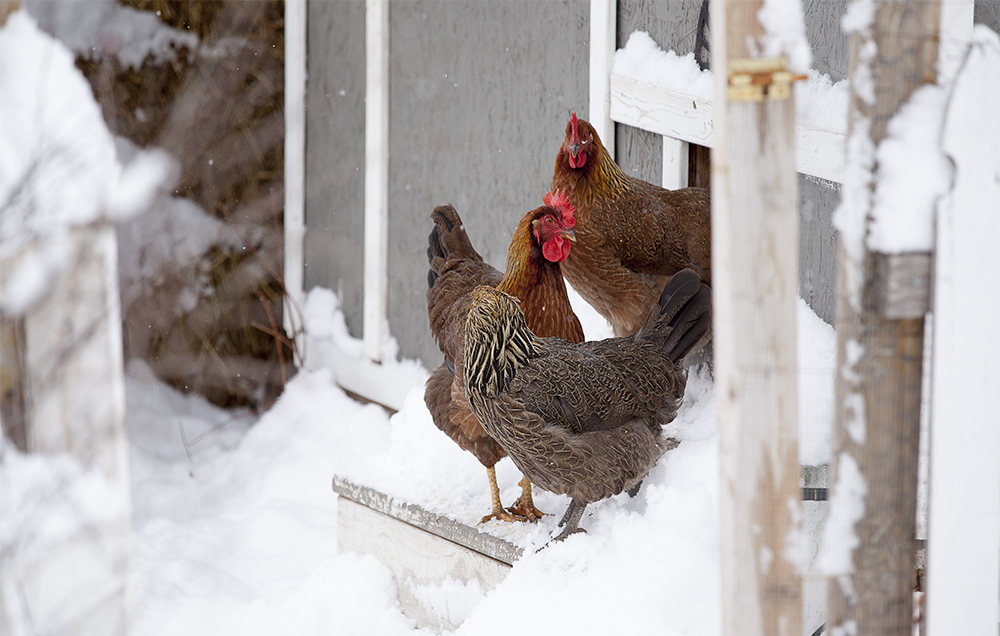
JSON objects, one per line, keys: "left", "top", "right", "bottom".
{"left": 610, "top": 31, "right": 847, "bottom": 183}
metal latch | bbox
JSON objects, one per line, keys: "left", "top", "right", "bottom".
{"left": 727, "top": 57, "right": 807, "bottom": 102}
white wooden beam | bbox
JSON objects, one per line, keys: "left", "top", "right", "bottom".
{"left": 589, "top": 0, "right": 616, "bottom": 160}
{"left": 661, "top": 135, "right": 689, "bottom": 189}
{"left": 283, "top": 0, "right": 306, "bottom": 348}
{"left": 610, "top": 74, "right": 846, "bottom": 183}
{"left": 926, "top": 30, "right": 1000, "bottom": 636}
{"left": 364, "top": 0, "right": 389, "bottom": 363}
{"left": 937, "top": 0, "right": 975, "bottom": 85}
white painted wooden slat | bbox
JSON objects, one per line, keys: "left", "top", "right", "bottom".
{"left": 926, "top": 30, "right": 1000, "bottom": 636}
{"left": 610, "top": 74, "right": 846, "bottom": 183}
{"left": 611, "top": 74, "right": 714, "bottom": 145}
{"left": 661, "top": 135, "right": 689, "bottom": 189}
{"left": 589, "top": 0, "right": 616, "bottom": 160}
{"left": 937, "top": 0, "right": 975, "bottom": 85}
{"left": 364, "top": 0, "right": 389, "bottom": 363}
{"left": 283, "top": 0, "right": 306, "bottom": 345}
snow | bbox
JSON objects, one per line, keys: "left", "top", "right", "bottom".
{"left": 25, "top": 0, "right": 198, "bottom": 70}
{"left": 0, "top": 11, "right": 172, "bottom": 315}
{"left": 817, "top": 452, "right": 868, "bottom": 601}
{"left": 612, "top": 30, "right": 713, "bottom": 100}
{"left": 758, "top": 0, "right": 813, "bottom": 73}
{"left": 613, "top": 29, "right": 848, "bottom": 139}
{"left": 2, "top": 279, "right": 837, "bottom": 635}
{"left": 868, "top": 85, "right": 953, "bottom": 254}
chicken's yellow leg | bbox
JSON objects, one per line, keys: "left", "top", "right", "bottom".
{"left": 507, "top": 475, "right": 547, "bottom": 522}
{"left": 479, "top": 466, "right": 527, "bottom": 524}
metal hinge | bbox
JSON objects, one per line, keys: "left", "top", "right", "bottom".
{"left": 727, "top": 57, "right": 807, "bottom": 102}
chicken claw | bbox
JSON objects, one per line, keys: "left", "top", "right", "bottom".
{"left": 478, "top": 466, "right": 528, "bottom": 524}
{"left": 507, "top": 476, "right": 547, "bottom": 522}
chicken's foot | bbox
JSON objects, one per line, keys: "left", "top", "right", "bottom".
{"left": 507, "top": 475, "right": 547, "bottom": 522}
{"left": 479, "top": 466, "right": 528, "bottom": 524}
{"left": 552, "top": 498, "right": 587, "bottom": 541}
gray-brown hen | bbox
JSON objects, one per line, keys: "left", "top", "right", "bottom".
{"left": 463, "top": 269, "right": 711, "bottom": 541}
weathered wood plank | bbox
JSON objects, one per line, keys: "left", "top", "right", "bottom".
{"left": 332, "top": 475, "right": 523, "bottom": 565}
{"left": 713, "top": 0, "right": 804, "bottom": 634}
{"left": 826, "top": 1, "right": 939, "bottom": 634}
{"left": 869, "top": 252, "right": 933, "bottom": 319}
{"left": 610, "top": 74, "right": 846, "bottom": 182}
{"left": 337, "top": 498, "right": 511, "bottom": 631}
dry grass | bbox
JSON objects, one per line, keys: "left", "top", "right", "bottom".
{"left": 78, "top": 1, "right": 292, "bottom": 408}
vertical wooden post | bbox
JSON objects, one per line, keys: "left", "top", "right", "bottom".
{"left": 283, "top": 0, "right": 306, "bottom": 349}
{"left": 589, "top": 0, "right": 615, "bottom": 161}
{"left": 826, "top": 2, "right": 939, "bottom": 634}
{"left": 925, "top": 27, "right": 1000, "bottom": 636}
{"left": 661, "top": 136, "right": 689, "bottom": 190}
{"left": 712, "top": 0, "right": 802, "bottom": 635}
{"left": 364, "top": 0, "right": 389, "bottom": 363}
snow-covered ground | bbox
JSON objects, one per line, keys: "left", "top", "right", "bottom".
{"left": 117, "top": 280, "right": 833, "bottom": 636}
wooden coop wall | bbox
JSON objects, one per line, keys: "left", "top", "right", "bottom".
{"left": 302, "top": 0, "right": 998, "bottom": 370}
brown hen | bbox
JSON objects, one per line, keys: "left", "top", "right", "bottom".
{"left": 425, "top": 193, "right": 583, "bottom": 524}
{"left": 463, "top": 269, "right": 712, "bottom": 541}
{"left": 551, "top": 113, "right": 712, "bottom": 337}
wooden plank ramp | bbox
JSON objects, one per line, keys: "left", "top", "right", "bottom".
{"left": 332, "top": 475, "right": 521, "bottom": 631}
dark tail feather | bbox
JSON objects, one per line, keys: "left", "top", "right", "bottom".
{"left": 665, "top": 286, "right": 712, "bottom": 361}
{"left": 427, "top": 204, "right": 482, "bottom": 290}
{"left": 636, "top": 269, "right": 712, "bottom": 363}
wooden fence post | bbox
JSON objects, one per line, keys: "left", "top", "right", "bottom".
{"left": 711, "top": 0, "right": 803, "bottom": 634}
{"left": 826, "top": 1, "right": 940, "bottom": 634}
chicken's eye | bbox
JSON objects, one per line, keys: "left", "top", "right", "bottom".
{"left": 545, "top": 217, "right": 555, "bottom": 225}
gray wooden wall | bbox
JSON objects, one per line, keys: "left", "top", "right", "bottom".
{"left": 304, "top": 0, "right": 1000, "bottom": 371}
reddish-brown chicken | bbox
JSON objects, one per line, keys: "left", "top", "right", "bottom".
{"left": 425, "top": 192, "right": 583, "bottom": 524}
{"left": 551, "top": 113, "right": 712, "bottom": 337}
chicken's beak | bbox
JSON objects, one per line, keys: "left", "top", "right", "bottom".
{"left": 560, "top": 228, "right": 577, "bottom": 242}
{"left": 568, "top": 142, "right": 581, "bottom": 158}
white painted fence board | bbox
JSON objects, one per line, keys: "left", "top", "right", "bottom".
{"left": 610, "top": 74, "right": 846, "bottom": 183}
{"left": 1, "top": 225, "right": 131, "bottom": 636}
{"left": 589, "top": 0, "right": 616, "bottom": 161}
{"left": 333, "top": 475, "right": 520, "bottom": 631}
{"left": 283, "top": 0, "right": 306, "bottom": 343}
{"left": 363, "top": 0, "right": 389, "bottom": 363}
{"left": 926, "top": 29, "right": 1000, "bottom": 636}
{"left": 338, "top": 499, "right": 511, "bottom": 631}
{"left": 611, "top": 74, "right": 714, "bottom": 145}
{"left": 661, "top": 135, "right": 689, "bottom": 189}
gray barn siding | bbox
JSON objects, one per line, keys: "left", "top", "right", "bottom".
{"left": 386, "top": 0, "right": 589, "bottom": 368}
{"left": 304, "top": 1, "right": 996, "bottom": 370}
{"left": 305, "top": 0, "right": 366, "bottom": 335}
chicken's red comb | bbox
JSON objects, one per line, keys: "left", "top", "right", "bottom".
{"left": 543, "top": 190, "right": 575, "bottom": 228}
{"left": 570, "top": 112, "right": 579, "bottom": 142}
